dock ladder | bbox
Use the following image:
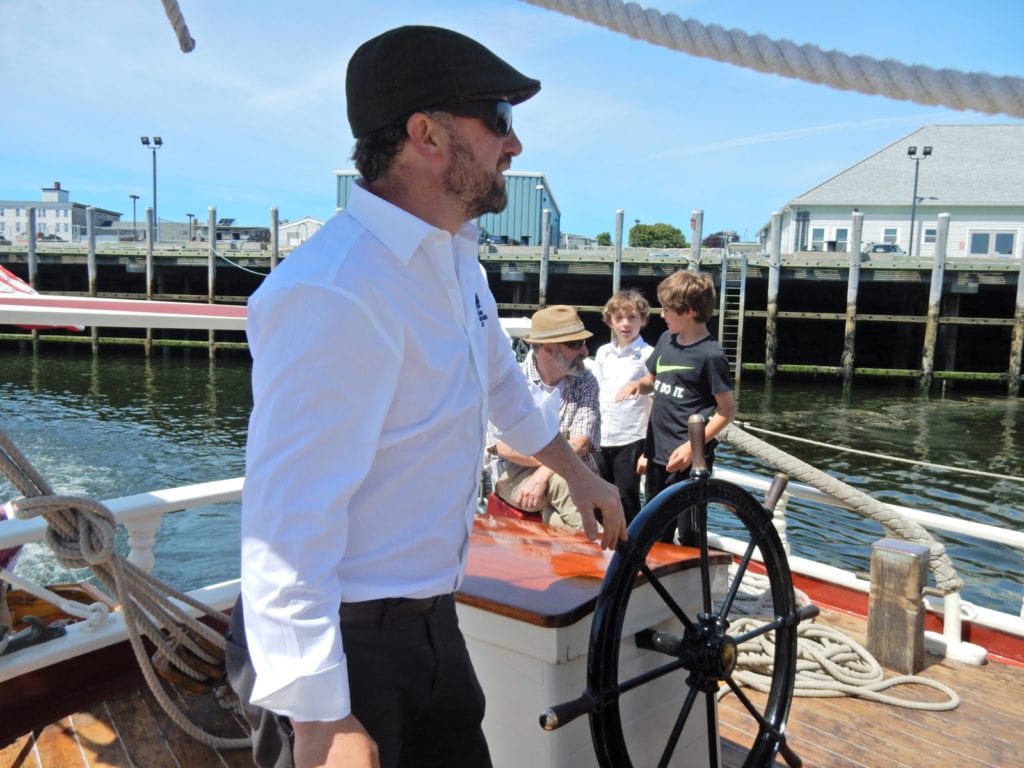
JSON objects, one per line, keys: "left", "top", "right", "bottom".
{"left": 717, "top": 248, "right": 747, "bottom": 382}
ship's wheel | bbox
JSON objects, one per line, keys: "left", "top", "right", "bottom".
{"left": 541, "top": 417, "right": 817, "bottom": 768}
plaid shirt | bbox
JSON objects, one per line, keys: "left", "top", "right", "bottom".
{"left": 489, "top": 352, "right": 601, "bottom": 476}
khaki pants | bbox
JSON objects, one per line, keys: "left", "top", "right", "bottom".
{"left": 493, "top": 463, "right": 583, "bottom": 531}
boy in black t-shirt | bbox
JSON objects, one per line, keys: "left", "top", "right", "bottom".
{"left": 617, "top": 270, "right": 736, "bottom": 542}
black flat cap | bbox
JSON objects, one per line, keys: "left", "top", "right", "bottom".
{"left": 346, "top": 25, "right": 541, "bottom": 138}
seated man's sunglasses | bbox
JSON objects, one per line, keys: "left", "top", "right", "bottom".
{"left": 427, "top": 100, "right": 513, "bottom": 137}
{"left": 561, "top": 339, "right": 587, "bottom": 350}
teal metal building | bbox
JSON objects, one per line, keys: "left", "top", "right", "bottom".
{"left": 334, "top": 169, "right": 560, "bottom": 247}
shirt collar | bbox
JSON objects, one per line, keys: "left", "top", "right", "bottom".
{"left": 618, "top": 335, "right": 643, "bottom": 354}
{"left": 612, "top": 335, "right": 647, "bottom": 355}
{"left": 344, "top": 182, "right": 480, "bottom": 264}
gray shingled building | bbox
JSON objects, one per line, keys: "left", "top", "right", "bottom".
{"left": 763, "top": 125, "right": 1024, "bottom": 259}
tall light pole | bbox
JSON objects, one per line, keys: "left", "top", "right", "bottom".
{"left": 186, "top": 212, "right": 195, "bottom": 243}
{"left": 907, "top": 145, "right": 932, "bottom": 258}
{"left": 129, "top": 194, "right": 139, "bottom": 238}
{"left": 140, "top": 136, "right": 163, "bottom": 243}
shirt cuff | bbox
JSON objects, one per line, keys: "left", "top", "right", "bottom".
{"left": 251, "top": 658, "right": 352, "bottom": 722}
{"left": 496, "top": 402, "right": 559, "bottom": 457}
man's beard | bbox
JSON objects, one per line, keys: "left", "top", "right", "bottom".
{"left": 443, "top": 130, "right": 508, "bottom": 220}
{"left": 552, "top": 346, "right": 586, "bottom": 377}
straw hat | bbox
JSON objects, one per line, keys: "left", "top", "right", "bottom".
{"left": 522, "top": 305, "right": 592, "bottom": 344}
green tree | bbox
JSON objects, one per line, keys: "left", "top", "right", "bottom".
{"left": 595, "top": 231, "right": 612, "bottom": 246}
{"left": 629, "top": 222, "right": 689, "bottom": 249}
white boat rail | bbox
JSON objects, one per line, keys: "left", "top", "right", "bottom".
{"left": 3, "top": 467, "right": 1023, "bottom": 683}
{"left": 713, "top": 466, "right": 1024, "bottom": 664}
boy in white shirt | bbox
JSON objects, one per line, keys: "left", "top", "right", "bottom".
{"left": 593, "top": 290, "right": 654, "bottom": 523}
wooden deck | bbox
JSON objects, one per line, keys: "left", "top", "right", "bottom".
{"left": 5, "top": 607, "right": 1022, "bottom": 767}
{"left": 718, "top": 609, "right": 1024, "bottom": 768}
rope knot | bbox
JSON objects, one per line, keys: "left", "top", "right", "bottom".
{"left": 8, "top": 494, "right": 118, "bottom": 568}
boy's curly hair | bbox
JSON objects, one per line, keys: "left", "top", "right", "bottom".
{"left": 601, "top": 289, "right": 650, "bottom": 327}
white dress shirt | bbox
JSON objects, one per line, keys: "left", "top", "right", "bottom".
{"left": 241, "top": 183, "right": 558, "bottom": 722}
{"left": 593, "top": 335, "right": 653, "bottom": 446}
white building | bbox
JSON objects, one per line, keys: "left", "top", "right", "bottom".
{"left": 762, "top": 125, "right": 1024, "bottom": 259}
{"left": 278, "top": 216, "right": 325, "bottom": 247}
{"left": 0, "top": 182, "right": 122, "bottom": 242}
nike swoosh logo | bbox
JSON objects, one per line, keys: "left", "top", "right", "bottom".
{"left": 656, "top": 362, "right": 694, "bottom": 373}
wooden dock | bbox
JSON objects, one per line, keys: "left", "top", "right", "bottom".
{"left": 2, "top": 242, "right": 1022, "bottom": 392}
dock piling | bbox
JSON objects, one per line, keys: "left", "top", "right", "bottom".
{"left": 613, "top": 209, "right": 623, "bottom": 295}
{"left": 538, "top": 208, "right": 550, "bottom": 307}
{"left": 842, "top": 212, "right": 864, "bottom": 386}
{"left": 920, "top": 214, "right": 950, "bottom": 391}
{"left": 1008, "top": 250, "right": 1024, "bottom": 396}
{"left": 208, "top": 207, "right": 217, "bottom": 358}
{"left": 87, "top": 207, "right": 99, "bottom": 354}
{"left": 765, "top": 212, "right": 782, "bottom": 380}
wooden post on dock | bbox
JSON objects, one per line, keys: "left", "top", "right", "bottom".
{"left": 87, "top": 207, "right": 98, "bottom": 355}
{"left": 691, "top": 209, "right": 703, "bottom": 269}
{"left": 86, "top": 207, "right": 97, "bottom": 296}
{"left": 867, "top": 538, "right": 928, "bottom": 673}
{"left": 765, "top": 211, "right": 782, "bottom": 380}
{"left": 270, "top": 207, "right": 280, "bottom": 270}
{"left": 27, "top": 208, "right": 38, "bottom": 350}
{"left": 1008, "top": 246, "right": 1024, "bottom": 396}
{"left": 612, "top": 209, "right": 623, "bottom": 295}
{"left": 841, "top": 211, "right": 864, "bottom": 385}
{"left": 538, "top": 208, "right": 551, "bottom": 307}
{"left": 208, "top": 207, "right": 217, "bottom": 358}
{"left": 26, "top": 207, "right": 37, "bottom": 289}
{"left": 145, "top": 208, "right": 154, "bottom": 356}
{"left": 920, "top": 214, "right": 950, "bottom": 392}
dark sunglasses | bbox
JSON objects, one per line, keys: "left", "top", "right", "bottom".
{"left": 430, "top": 100, "right": 513, "bottom": 137}
{"left": 561, "top": 339, "right": 587, "bottom": 350}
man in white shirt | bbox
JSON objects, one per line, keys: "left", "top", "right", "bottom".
{"left": 225, "top": 25, "right": 626, "bottom": 768}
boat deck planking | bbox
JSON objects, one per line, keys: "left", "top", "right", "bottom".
{"left": 5, "top": 608, "right": 1023, "bottom": 768}
{"left": 718, "top": 609, "right": 1024, "bottom": 768}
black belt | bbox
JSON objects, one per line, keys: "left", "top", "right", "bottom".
{"left": 338, "top": 595, "right": 445, "bottom": 625}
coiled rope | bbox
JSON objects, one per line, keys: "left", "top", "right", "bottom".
{"left": 0, "top": 427, "right": 248, "bottom": 750}
{"left": 721, "top": 568, "right": 959, "bottom": 710}
{"left": 522, "top": 0, "right": 1024, "bottom": 119}
{"left": 720, "top": 422, "right": 964, "bottom": 594}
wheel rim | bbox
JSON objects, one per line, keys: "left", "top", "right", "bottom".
{"left": 587, "top": 477, "right": 801, "bottom": 768}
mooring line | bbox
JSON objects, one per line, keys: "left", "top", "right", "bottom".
{"left": 735, "top": 421, "right": 1024, "bottom": 485}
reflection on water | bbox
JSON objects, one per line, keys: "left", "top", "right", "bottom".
{"left": 719, "top": 380, "right": 1024, "bottom": 613}
{"left": 1, "top": 348, "right": 251, "bottom": 592}
{"left": 2, "top": 349, "right": 1022, "bottom": 613}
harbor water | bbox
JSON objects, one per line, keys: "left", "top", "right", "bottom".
{"left": 2, "top": 347, "right": 1022, "bottom": 615}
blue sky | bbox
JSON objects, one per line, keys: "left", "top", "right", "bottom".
{"left": 1, "top": 0, "right": 1021, "bottom": 240}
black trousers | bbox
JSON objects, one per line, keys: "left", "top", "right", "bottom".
{"left": 646, "top": 445, "right": 717, "bottom": 545}
{"left": 597, "top": 438, "right": 645, "bottom": 524}
{"left": 225, "top": 593, "right": 491, "bottom": 768}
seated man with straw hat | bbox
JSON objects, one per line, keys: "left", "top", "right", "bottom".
{"left": 488, "top": 305, "right": 601, "bottom": 530}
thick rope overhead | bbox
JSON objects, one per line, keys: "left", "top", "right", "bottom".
{"left": 719, "top": 423, "right": 964, "bottom": 594}
{"left": 523, "top": 0, "right": 1024, "bottom": 119}
{"left": 161, "top": 0, "right": 195, "bottom": 53}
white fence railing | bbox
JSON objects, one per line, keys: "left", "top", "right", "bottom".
{"left": 3, "top": 467, "right": 1023, "bottom": 681}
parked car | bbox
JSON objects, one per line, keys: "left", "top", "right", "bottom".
{"left": 862, "top": 243, "right": 906, "bottom": 255}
